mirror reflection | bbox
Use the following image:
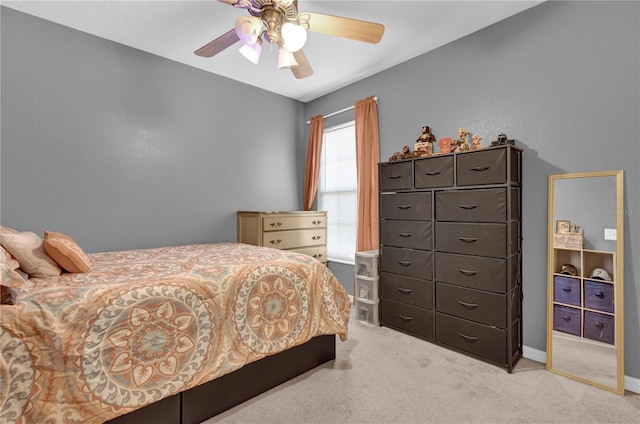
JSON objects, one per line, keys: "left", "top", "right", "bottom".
{"left": 547, "top": 171, "right": 624, "bottom": 394}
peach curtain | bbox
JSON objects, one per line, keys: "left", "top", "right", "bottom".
{"left": 354, "top": 96, "right": 380, "bottom": 252}
{"left": 303, "top": 115, "right": 324, "bottom": 211}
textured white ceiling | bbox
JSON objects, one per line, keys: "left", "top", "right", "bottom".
{"left": 2, "top": 1, "right": 544, "bottom": 102}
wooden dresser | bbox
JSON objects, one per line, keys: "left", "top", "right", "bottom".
{"left": 378, "top": 145, "right": 522, "bottom": 371}
{"left": 237, "top": 211, "right": 327, "bottom": 264}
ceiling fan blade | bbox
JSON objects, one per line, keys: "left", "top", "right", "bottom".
{"left": 292, "top": 50, "right": 313, "bottom": 79}
{"left": 217, "top": 0, "right": 252, "bottom": 8}
{"left": 299, "top": 11, "right": 384, "bottom": 44}
{"left": 194, "top": 29, "right": 241, "bottom": 57}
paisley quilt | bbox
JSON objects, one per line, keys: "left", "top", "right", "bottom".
{"left": 0, "top": 243, "right": 350, "bottom": 423}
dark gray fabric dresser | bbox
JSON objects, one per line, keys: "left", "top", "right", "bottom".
{"left": 378, "top": 145, "right": 522, "bottom": 372}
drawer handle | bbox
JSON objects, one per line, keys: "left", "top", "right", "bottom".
{"left": 458, "top": 269, "right": 478, "bottom": 276}
{"left": 425, "top": 171, "right": 441, "bottom": 176}
{"left": 458, "top": 301, "right": 479, "bottom": 309}
{"left": 458, "top": 333, "right": 478, "bottom": 343}
{"left": 397, "top": 205, "right": 412, "bottom": 210}
{"left": 562, "top": 287, "right": 572, "bottom": 292}
{"left": 312, "top": 235, "right": 322, "bottom": 240}
{"left": 398, "top": 232, "right": 412, "bottom": 238}
{"left": 397, "top": 261, "right": 412, "bottom": 266}
{"left": 458, "top": 204, "right": 478, "bottom": 210}
{"left": 458, "top": 237, "right": 478, "bottom": 243}
{"left": 269, "top": 239, "right": 282, "bottom": 245}
{"left": 595, "top": 291, "right": 605, "bottom": 299}
{"left": 312, "top": 220, "right": 322, "bottom": 225}
{"left": 389, "top": 175, "right": 403, "bottom": 180}
{"left": 270, "top": 222, "right": 283, "bottom": 227}
{"left": 397, "top": 287, "right": 413, "bottom": 294}
{"left": 470, "top": 166, "right": 490, "bottom": 172}
{"left": 562, "top": 314, "right": 572, "bottom": 322}
{"left": 594, "top": 322, "right": 605, "bottom": 329}
{"left": 398, "top": 314, "right": 413, "bottom": 322}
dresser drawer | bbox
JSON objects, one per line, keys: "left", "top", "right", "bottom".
{"left": 380, "top": 192, "right": 431, "bottom": 220}
{"left": 434, "top": 252, "right": 509, "bottom": 293}
{"left": 381, "top": 298, "right": 433, "bottom": 340}
{"left": 436, "top": 283, "right": 506, "bottom": 328}
{"left": 583, "top": 311, "right": 614, "bottom": 345}
{"left": 380, "top": 161, "right": 412, "bottom": 191}
{"left": 553, "top": 304, "right": 581, "bottom": 336}
{"left": 292, "top": 246, "right": 327, "bottom": 262}
{"left": 262, "top": 214, "right": 326, "bottom": 231}
{"left": 435, "top": 223, "right": 507, "bottom": 258}
{"left": 584, "top": 280, "right": 614, "bottom": 313}
{"left": 381, "top": 272, "right": 433, "bottom": 308}
{"left": 262, "top": 229, "right": 325, "bottom": 250}
{"left": 381, "top": 221, "right": 432, "bottom": 250}
{"left": 457, "top": 148, "right": 510, "bottom": 186}
{"left": 553, "top": 275, "right": 581, "bottom": 307}
{"left": 435, "top": 188, "right": 507, "bottom": 223}
{"left": 436, "top": 313, "right": 507, "bottom": 365}
{"left": 414, "top": 156, "right": 454, "bottom": 188}
{"left": 380, "top": 247, "right": 432, "bottom": 280}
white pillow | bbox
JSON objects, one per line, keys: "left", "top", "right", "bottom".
{"left": 1, "top": 231, "right": 62, "bottom": 278}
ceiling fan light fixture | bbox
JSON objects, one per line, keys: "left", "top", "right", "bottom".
{"left": 274, "top": 0, "right": 295, "bottom": 7}
{"left": 239, "top": 38, "right": 263, "bottom": 65}
{"left": 277, "top": 46, "right": 298, "bottom": 69}
{"left": 281, "top": 22, "right": 307, "bottom": 52}
{"left": 235, "top": 15, "right": 263, "bottom": 45}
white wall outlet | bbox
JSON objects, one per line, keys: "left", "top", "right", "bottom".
{"left": 604, "top": 228, "right": 617, "bottom": 241}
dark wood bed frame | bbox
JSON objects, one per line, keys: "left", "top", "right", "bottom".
{"left": 106, "top": 335, "right": 335, "bottom": 424}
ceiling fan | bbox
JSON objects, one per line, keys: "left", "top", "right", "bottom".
{"left": 195, "top": 0, "right": 385, "bottom": 79}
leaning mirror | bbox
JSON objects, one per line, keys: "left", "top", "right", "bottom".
{"left": 547, "top": 170, "right": 624, "bottom": 394}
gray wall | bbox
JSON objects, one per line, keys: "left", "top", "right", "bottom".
{"left": 302, "top": 1, "right": 640, "bottom": 379}
{"left": 1, "top": 7, "right": 305, "bottom": 253}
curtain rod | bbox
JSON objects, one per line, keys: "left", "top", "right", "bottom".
{"left": 306, "top": 96, "right": 378, "bottom": 124}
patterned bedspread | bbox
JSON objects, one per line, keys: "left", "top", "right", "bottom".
{"left": 0, "top": 243, "right": 350, "bottom": 423}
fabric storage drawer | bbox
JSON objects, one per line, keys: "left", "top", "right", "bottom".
{"left": 435, "top": 223, "right": 506, "bottom": 258}
{"left": 381, "top": 298, "right": 433, "bottom": 340}
{"left": 456, "top": 148, "right": 507, "bottom": 186}
{"left": 262, "top": 229, "right": 325, "bottom": 249}
{"left": 414, "top": 156, "right": 454, "bottom": 188}
{"left": 435, "top": 188, "right": 507, "bottom": 223}
{"left": 553, "top": 305, "right": 581, "bottom": 336}
{"left": 380, "top": 247, "right": 432, "bottom": 280}
{"left": 380, "top": 161, "right": 412, "bottom": 191}
{"left": 435, "top": 313, "right": 507, "bottom": 365}
{"left": 434, "top": 252, "right": 507, "bottom": 293}
{"left": 436, "top": 283, "right": 507, "bottom": 328}
{"left": 381, "top": 272, "right": 433, "bottom": 308}
{"left": 262, "top": 214, "right": 326, "bottom": 231}
{"left": 553, "top": 275, "right": 581, "bottom": 307}
{"left": 380, "top": 192, "right": 431, "bottom": 220}
{"left": 381, "top": 220, "right": 432, "bottom": 250}
{"left": 583, "top": 311, "right": 614, "bottom": 345}
{"left": 584, "top": 280, "right": 614, "bottom": 313}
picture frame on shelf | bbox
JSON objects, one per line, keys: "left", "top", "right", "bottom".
{"left": 556, "top": 220, "right": 571, "bottom": 234}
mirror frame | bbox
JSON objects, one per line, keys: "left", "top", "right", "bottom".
{"left": 546, "top": 170, "right": 624, "bottom": 394}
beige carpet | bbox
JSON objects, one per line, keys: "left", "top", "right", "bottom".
{"left": 205, "top": 309, "right": 640, "bottom": 424}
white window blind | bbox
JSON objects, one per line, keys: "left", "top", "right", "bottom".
{"left": 318, "top": 121, "right": 357, "bottom": 264}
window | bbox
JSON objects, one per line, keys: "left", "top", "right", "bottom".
{"left": 318, "top": 121, "right": 357, "bottom": 264}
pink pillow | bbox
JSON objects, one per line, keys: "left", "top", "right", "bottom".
{"left": 1, "top": 231, "right": 62, "bottom": 278}
{"left": 1, "top": 262, "right": 28, "bottom": 288}
{"left": 44, "top": 231, "right": 92, "bottom": 273}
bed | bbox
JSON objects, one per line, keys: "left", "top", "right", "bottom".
{"left": 0, "top": 237, "right": 350, "bottom": 424}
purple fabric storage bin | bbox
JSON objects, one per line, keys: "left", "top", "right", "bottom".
{"left": 583, "top": 311, "right": 615, "bottom": 345}
{"left": 553, "top": 276, "right": 581, "bottom": 306}
{"left": 553, "top": 305, "right": 581, "bottom": 336}
{"left": 584, "top": 280, "right": 614, "bottom": 313}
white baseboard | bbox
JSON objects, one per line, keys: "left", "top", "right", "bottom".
{"left": 523, "top": 345, "right": 639, "bottom": 394}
